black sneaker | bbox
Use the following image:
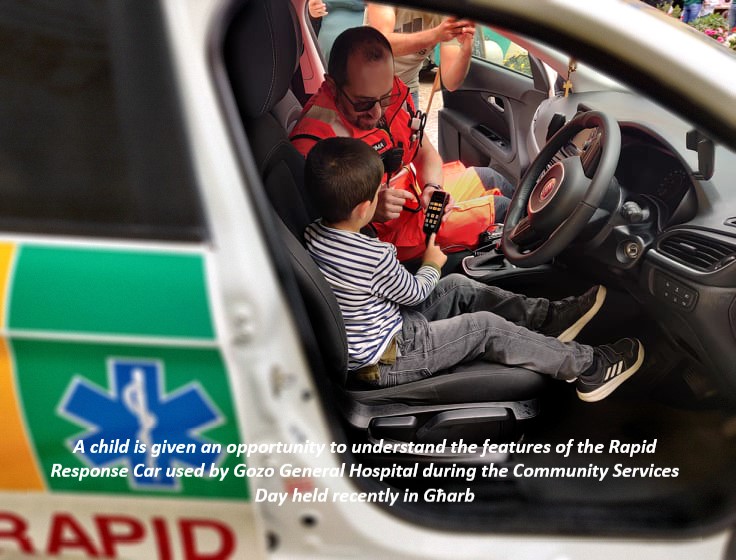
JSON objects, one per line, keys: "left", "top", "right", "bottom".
{"left": 577, "top": 338, "right": 645, "bottom": 402}
{"left": 540, "top": 285, "right": 607, "bottom": 342}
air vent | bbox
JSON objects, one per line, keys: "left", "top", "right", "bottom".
{"left": 658, "top": 232, "right": 736, "bottom": 272}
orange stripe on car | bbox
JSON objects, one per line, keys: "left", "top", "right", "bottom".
{"left": 0, "top": 243, "right": 44, "bottom": 490}
{"left": 0, "top": 242, "right": 13, "bottom": 327}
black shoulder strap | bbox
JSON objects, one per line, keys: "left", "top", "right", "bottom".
{"left": 290, "top": 133, "right": 323, "bottom": 143}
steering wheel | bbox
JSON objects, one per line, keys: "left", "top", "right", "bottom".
{"left": 502, "top": 111, "right": 621, "bottom": 267}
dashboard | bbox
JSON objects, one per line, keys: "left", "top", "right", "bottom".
{"left": 614, "top": 128, "right": 696, "bottom": 224}
{"left": 534, "top": 94, "right": 736, "bottom": 396}
{"left": 553, "top": 125, "right": 697, "bottom": 229}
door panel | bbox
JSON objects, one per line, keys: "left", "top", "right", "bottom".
{"left": 439, "top": 41, "right": 549, "bottom": 184}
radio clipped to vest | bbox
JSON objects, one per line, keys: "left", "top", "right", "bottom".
{"left": 381, "top": 144, "right": 404, "bottom": 180}
{"left": 408, "top": 109, "right": 427, "bottom": 147}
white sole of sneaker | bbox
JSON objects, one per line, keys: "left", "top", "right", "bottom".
{"left": 557, "top": 285, "right": 607, "bottom": 343}
{"left": 577, "top": 342, "right": 645, "bottom": 402}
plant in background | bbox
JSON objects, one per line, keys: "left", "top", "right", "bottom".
{"left": 658, "top": 2, "right": 682, "bottom": 19}
{"left": 654, "top": 9, "right": 736, "bottom": 50}
{"left": 689, "top": 12, "right": 729, "bottom": 33}
{"left": 688, "top": 12, "right": 736, "bottom": 49}
{"left": 503, "top": 53, "right": 531, "bottom": 76}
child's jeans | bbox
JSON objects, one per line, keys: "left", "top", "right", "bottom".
{"left": 375, "top": 274, "right": 594, "bottom": 388}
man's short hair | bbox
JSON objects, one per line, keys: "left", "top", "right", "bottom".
{"left": 305, "top": 137, "right": 384, "bottom": 224}
{"left": 328, "top": 26, "right": 393, "bottom": 87}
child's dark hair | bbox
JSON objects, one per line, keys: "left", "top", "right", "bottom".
{"left": 305, "top": 137, "right": 384, "bottom": 224}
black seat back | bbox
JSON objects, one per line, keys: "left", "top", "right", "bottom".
{"left": 223, "top": 0, "right": 317, "bottom": 238}
{"left": 224, "top": 0, "right": 348, "bottom": 382}
{"left": 279, "top": 219, "right": 349, "bottom": 383}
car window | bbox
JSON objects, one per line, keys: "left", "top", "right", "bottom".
{"left": 0, "top": 1, "right": 206, "bottom": 241}
{"left": 472, "top": 26, "right": 533, "bottom": 77}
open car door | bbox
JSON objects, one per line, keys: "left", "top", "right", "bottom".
{"left": 437, "top": 30, "right": 552, "bottom": 184}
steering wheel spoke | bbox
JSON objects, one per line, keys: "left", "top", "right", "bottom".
{"left": 509, "top": 215, "right": 540, "bottom": 247}
{"left": 580, "top": 128, "right": 604, "bottom": 177}
{"left": 502, "top": 111, "right": 621, "bottom": 267}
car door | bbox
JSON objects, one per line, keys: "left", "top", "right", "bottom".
{"left": 0, "top": 2, "right": 267, "bottom": 557}
{"left": 438, "top": 30, "right": 551, "bottom": 184}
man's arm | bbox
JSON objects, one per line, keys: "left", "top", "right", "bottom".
{"left": 438, "top": 23, "right": 475, "bottom": 91}
{"left": 365, "top": 4, "right": 465, "bottom": 57}
{"left": 412, "top": 138, "right": 444, "bottom": 189}
{"left": 412, "top": 139, "right": 457, "bottom": 217}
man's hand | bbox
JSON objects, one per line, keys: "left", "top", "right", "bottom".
{"left": 437, "top": 19, "right": 476, "bottom": 90}
{"left": 372, "top": 185, "right": 414, "bottom": 222}
{"left": 453, "top": 19, "right": 476, "bottom": 47}
{"left": 435, "top": 17, "right": 474, "bottom": 43}
{"left": 308, "top": 0, "right": 327, "bottom": 18}
{"left": 420, "top": 186, "right": 454, "bottom": 222}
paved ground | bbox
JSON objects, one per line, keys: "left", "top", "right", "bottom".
{"left": 417, "top": 67, "right": 442, "bottom": 148}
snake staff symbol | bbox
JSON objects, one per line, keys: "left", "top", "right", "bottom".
{"left": 122, "top": 367, "right": 158, "bottom": 471}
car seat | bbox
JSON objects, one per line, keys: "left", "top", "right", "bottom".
{"left": 223, "top": 0, "right": 546, "bottom": 447}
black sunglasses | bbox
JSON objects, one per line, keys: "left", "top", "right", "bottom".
{"left": 338, "top": 86, "right": 402, "bottom": 113}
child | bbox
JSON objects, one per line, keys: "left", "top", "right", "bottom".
{"left": 304, "top": 137, "right": 644, "bottom": 402}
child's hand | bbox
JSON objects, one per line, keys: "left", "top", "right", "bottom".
{"left": 423, "top": 234, "right": 447, "bottom": 269}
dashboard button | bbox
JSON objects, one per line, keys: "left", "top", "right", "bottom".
{"left": 653, "top": 270, "right": 697, "bottom": 311}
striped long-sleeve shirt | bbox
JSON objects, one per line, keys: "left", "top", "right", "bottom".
{"left": 305, "top": 220, "right": 440, "bottom": 370}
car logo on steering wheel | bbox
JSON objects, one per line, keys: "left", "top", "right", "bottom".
{"left": 540, "top": 177, "right": 557, "bottom": 200}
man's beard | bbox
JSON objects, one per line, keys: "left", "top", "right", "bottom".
{"left": 353, "top": 114, "right": 386, "bottom": 131}
{"left": 353, "top": 114, "right": 380, "bottom": 130}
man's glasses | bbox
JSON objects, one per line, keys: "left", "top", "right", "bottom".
{"left": 338, "top": 86, "right": 402, "bottom": 113}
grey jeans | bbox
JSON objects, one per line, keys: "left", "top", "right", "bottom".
{"left": 377, "top": 274, "right": 594, "bottom": 388}
{"left": 475, "top": 166, "right": 514, "bottom": 222}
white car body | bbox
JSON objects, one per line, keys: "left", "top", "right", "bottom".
{"left": 0, "top": 0, "right": 734, "bottom": 558}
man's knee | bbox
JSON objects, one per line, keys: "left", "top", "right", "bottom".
{"left": 493, "top": 195, "right": 511, "bottom": 223}
{"left": 473, "top": 166, "right": 515, "bottom": 198}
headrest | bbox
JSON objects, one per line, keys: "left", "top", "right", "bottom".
{"left": 224, "top": 0, "right": 302, "bottom": 118}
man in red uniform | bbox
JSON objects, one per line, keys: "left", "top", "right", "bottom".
{"left": 291, "top": 26, "right": 513, "bottom": 262}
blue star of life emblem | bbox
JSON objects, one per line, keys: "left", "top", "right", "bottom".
{"left": 59, "top": 358, "right": 224, "bottom": 490}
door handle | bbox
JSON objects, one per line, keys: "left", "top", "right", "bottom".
{"left": 487, "top": 95, "right": 505, "bottom": 112}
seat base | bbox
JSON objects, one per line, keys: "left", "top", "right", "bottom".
{"left": 364, "top": 401, "right": 539, "bottom": 445}
{"left": 338, "top": 363, "right": 544, "bottom": 445}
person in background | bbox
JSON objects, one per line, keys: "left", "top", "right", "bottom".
{"left": 308, "top": 0, "right": 365, "bottom": 64}
{"left": 729, "top": 1, "right": 736, "bottom": 30}
{"left": 308, "top": 0, "right": 328, "bottom": 35}
{"left": 681, "top": 0, "right": 703, "bottom": 23}
{"left": 303, "top": 136, "right": 645, "bottom": 402}
{"left": 365, "top": 4, "right": 475, "bottom": 109}
{"left": 698, "top": 0, "right": 716, "bottom": 17}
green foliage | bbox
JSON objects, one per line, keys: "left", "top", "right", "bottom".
{"left": 690, "top": 12, "right": 736, "bottom": 50}
{"left": 658, "top": 2, "right": 682, "bottom": 18}
{"left": 657, "top": 4, "right": 735, "bottom": 50}
{"left": 689, "top": 12, "right": 729, "bottom": 32}
{"left": 503, "top": 53, "right": 531, "bottom": 77}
